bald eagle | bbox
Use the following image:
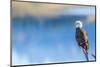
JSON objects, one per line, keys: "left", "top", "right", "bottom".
{"left": 75, "top": 20, "right": 89, "bottom": 61}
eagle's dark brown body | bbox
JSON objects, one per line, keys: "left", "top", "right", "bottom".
{"left": 76, "top": 27, "right": 88, "bottom": 51}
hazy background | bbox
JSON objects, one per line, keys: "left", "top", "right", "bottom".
{"left": 12, "top": 1, "right": 96, "bottom": 65}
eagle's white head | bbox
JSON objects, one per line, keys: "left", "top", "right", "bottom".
{"left": 75, "top": 20, "right": 83, "bottom": 28}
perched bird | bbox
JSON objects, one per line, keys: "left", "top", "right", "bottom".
{"left": 75, "top": 20, "right": 89, "bottom": 61}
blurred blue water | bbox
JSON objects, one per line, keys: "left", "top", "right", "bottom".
{"left": 12, "top": 15, "right": 96, "bottom": 65}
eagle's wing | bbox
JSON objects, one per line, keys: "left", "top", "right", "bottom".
{"left": 84, "top": 31, "right": 88, "bottom": 43}
{"left": 76, "top": 28, "right": 89, "bottom": 51}
{"left": 83, "top": 30, "right": 89, "bottom": 51}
